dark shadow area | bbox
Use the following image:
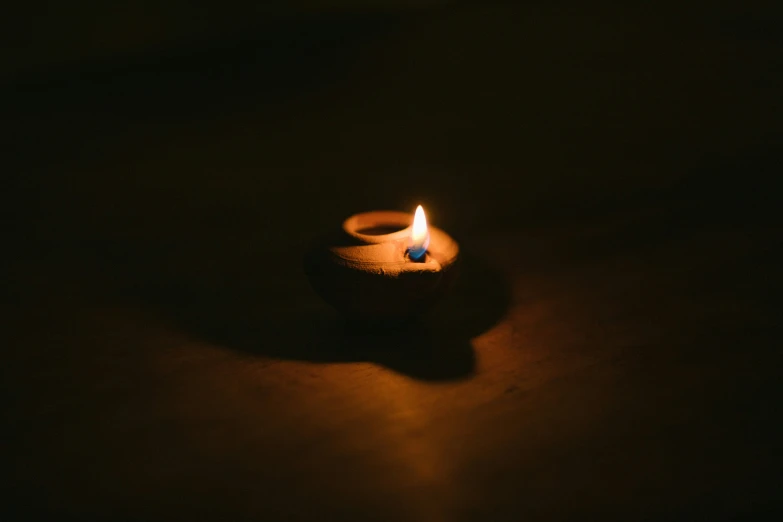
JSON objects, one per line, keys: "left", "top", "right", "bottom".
{"left": 4, "top": 11, "right": 403, "bottom": 103}
{"left": 117, "top": 250, "right": 508, "bottom": 381}
{"left": 3, "top": 11, "right": 406, "bottom": 182}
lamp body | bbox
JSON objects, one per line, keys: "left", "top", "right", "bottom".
{"left": 304, "top": 211, "right": 459, "bottom": 320}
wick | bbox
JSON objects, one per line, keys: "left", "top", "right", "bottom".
{"left": 406, "top": 248, "right": 427, "bottom": 263}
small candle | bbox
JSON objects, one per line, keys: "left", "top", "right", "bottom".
{"left": 304, "top": 205, "right": 459, "bottom": 320}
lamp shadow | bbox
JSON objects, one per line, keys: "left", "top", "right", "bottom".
{"left": 135, "top": 251, "right": 509, "bottom": 381}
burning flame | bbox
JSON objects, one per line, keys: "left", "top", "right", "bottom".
{"left": 409, "top": 205, "right": 430, "bottom": 260}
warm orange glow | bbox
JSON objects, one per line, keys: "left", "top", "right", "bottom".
{"left": 409, "top": 205, "right": 430, "bottom": 259}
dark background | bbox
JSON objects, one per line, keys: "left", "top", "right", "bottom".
{"left": 3, "top": 2, "right": 782, "bottom": 521}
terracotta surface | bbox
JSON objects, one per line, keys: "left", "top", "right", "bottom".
{"left": 305, "top": 210, "right": 459, "bottom": 319}
{"left": 3, "top": 2, "right": 782, "bottom": 521}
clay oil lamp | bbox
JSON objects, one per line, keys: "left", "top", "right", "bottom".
{"left": 304, "top": 205, "right": 459, "bottom": 321}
